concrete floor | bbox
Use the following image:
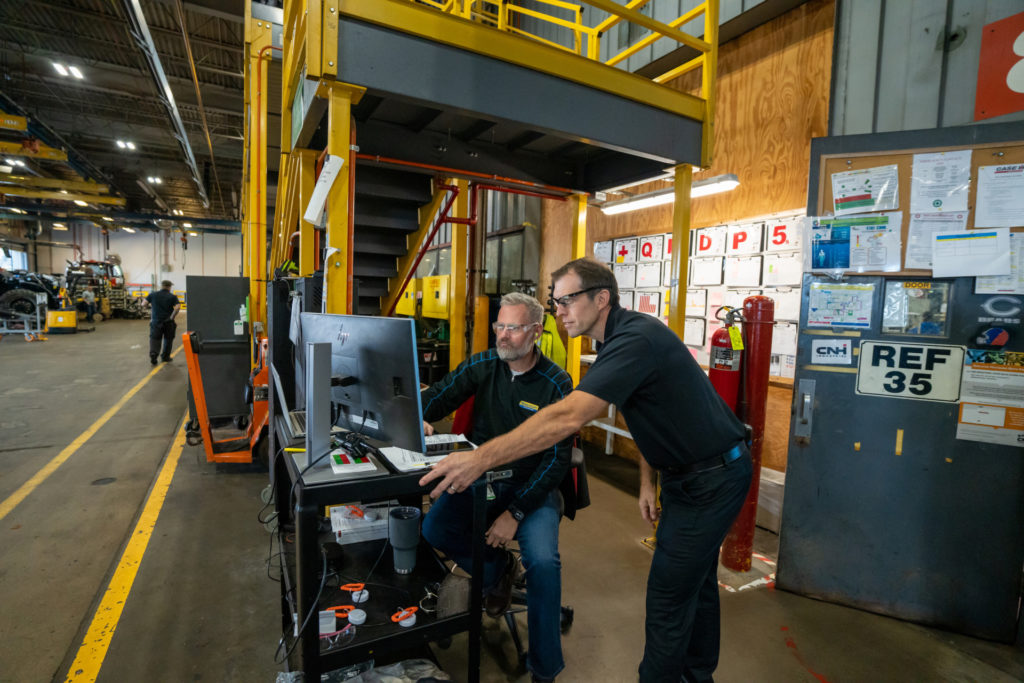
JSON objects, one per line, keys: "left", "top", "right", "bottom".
{"left": 0, "top": 317, "right": 1021, "bottom": 682}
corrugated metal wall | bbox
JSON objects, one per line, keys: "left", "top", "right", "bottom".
{"left": 830, "top": 0, "right": 1024, "bottom": 135}
{"left": 518, "top": 0, "right": 768, "bottom": 73}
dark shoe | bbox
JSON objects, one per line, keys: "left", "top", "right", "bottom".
{"left": 162, "top": 356, "right": 171, "bottom": 362}
{"left": 484, "top": 551, "right": 516, "bottom": 618}
{"left": 150, "top": 356, "right": 158, "bottom": 365}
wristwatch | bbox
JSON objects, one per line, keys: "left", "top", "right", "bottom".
{"left": 507, "top": 504, "right": 526, "bottom": 522}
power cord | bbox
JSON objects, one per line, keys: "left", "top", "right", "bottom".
{"left": 275, "top": 546, "right": 329, "bottom": 665}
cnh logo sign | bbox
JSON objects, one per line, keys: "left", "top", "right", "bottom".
{"left": 811, "top": 339, "right": 852, "bottom": 365}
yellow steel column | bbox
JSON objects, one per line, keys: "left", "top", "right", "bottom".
{"left": 566, "top": 192, "right": 587, "bottom": 386}
{"left": 666, "top": 165, "right": 693, "bottom": 339}
{"left": 701, "top": 0, "right": 719, "bottom": 168}
{"left": 244, "top": 16, "right": 272, "bottom": 342}
{"left": 449, "top": 178, "right": 469, "bottom": 371}
{"left": 324, "top": 84, "right": 353, "bottom": 314}
{"left": 296, "top": 148, "right": 318, "bottom": 276}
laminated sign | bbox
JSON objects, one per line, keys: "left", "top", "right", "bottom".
{"left": 856, "top": 341, "right": 965, "bottom": 402}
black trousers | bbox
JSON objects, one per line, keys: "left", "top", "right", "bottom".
{"left": 149, "top": 319, "right": 176, "bottom": 360}
{"left": 639, "top": 446, "right": 752, "bottom": 683}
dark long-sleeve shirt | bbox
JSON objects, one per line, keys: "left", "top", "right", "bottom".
{"left": 421, "top": 349, "right": 574, "bottom": 515}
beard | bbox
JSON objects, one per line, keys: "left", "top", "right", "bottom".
{"left": 496, "top": 337, "right": 535, "bottom": 362}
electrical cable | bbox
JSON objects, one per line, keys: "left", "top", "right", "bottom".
{"left": 275, "top": 546, "right": 329, "bottom": 665}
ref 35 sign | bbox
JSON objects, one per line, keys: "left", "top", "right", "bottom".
{"left": 856, "top": 341, "right": 965, "bottom": 402}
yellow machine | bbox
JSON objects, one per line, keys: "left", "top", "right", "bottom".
{"left": 46, "top": 309, "right": 78, "bottom": 334}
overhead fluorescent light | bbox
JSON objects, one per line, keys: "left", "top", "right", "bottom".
{"left": 52, "top": 62, "right": 69, "bottom": 76}
{"left": 74, "top": 200, "right": 88, "bottom": 206}
{"left": 0, "top": 165, "right": 11, "bottom": 174}
{"left": 102, "top": 216, "right": 112, "bottom": 221}
{"left": 126, "top": 141, "right": 135, "bottom": 150}
{"left": 600, "top": 174, "right": 740, "bottom": 215}
{"left": 117, "top": 140, "right": 126, "bottom": 149}
{"left": 183, "top": 222, "right": 192, "bottom": 228}
{"left": 4, "top": 158, "right": 18, "bottom": 165}
{"left": 188, "top": 231, "right": 198, "bottom": 237}
{"left": 122, "top": 226, "right": 136, "bottom": 233}
{"left": 9, "top": 207, "right": 25, "bottom": 214}
{"left": 53, "top": 223, "right": 67, "bottom": 230}
{"left": 68, "top": 66, "right": 84, "bottom": 79}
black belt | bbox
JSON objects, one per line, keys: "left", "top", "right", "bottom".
{"left": 662, "top": 443, "right": 744, "bottom": 476}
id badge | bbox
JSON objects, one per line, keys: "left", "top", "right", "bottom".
{"left": 486, "top": 483, "right": 495, "bottom": 501}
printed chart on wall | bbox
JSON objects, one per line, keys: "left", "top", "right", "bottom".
{"left": 831, "top": 164, "right": 899, "bottom": 216}
{"left": 810, "top": 214, "right": 902, "bottom": 272}
{"left": 956, "top": 350, "right": 1024, "bottom": 446}
{"left": 807, "top": 282, "right": 874, "bottom": 328}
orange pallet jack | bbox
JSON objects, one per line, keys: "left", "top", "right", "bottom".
{"left": 182, "top": 332, "right": 269, "bottom": 464}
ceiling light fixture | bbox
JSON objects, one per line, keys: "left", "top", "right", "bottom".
{"left": 116, "top": 140, "right": 126, "bottom": 149}
{"left": 147, "top": 176, "right": 162, "bottom": 184}
{"left": 68, "top": 66, "right": 84, "bottom": 79}
{"left": 183, "top": 222, "right": 192, "bottom": 228}
{"left": 102, "top": 216, "right": 112, "bottom": 221}
{"left": 53, "top": 223, "right": 67, "bottom": 230}
{"left": 126, "top": 142, "right": 135, "bottom": 150}
{"left": 188, "top": 231, "right": 198, "bottom": 237}
{"left": 52, "top": 62, "right": 69, "bottom": 76}
{"left": 122, "top": 226, "right": 136, "bottom": 233}
{"left": 600, "top": 174, "right": 740, "bottom": 215}
{"left": 74, "top": 200, "right": 88, "bottom": 207}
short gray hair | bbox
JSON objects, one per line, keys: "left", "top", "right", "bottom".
{"left": 500, "top": 292, "right": 544, "bottom": 325}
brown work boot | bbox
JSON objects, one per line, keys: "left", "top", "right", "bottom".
{"left": 484, "top": 550, "right": 516, "bottom": 617}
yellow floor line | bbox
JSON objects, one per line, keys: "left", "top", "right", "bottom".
{"left": 0, "top": 343, "right": 183, "bottom": 522}
{"left": 65, "top": 418, "right": 187, "bottom": 683}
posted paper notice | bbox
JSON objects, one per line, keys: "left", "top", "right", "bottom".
{"left": 905, "top": 212, "right": 968, "bottom": 269}
{"left": 831, "top": 164, "right": 899, "bottom": 216}
{"left": 932, "top": 228, "right": 1011, "bottom": 278}
{"left": 975, "top": 164, "right": 1024, "bottom": 228}
{"left": 910, "top": 149, "right": 971, "bottom": 213}
{"left": 807, "top": 282, "right": 874, "bottom": 328}
{"left": 976, "top": 233, "right": 1024, "bottom": 294}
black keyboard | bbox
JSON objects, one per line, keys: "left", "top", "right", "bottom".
{"left": 291, "top": 411, "right": 306, "bottom": 434}
{"left": 424, "top": 440, "right": 473, "bottom": 455}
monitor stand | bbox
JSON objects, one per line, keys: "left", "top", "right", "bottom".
{"left": 303, "top": 341, "right": 332, "bottom": 469}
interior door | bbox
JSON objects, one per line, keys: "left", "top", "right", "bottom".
{"left": 778, "top": 273, "right": 1024, "bottom": 641}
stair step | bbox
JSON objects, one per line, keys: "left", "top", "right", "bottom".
{"left": 355, "top": 166, "right": 433, "bottom": 204}
{"left": 353, "top": 256, "right": 397, "bottom": 278}
{"left": 355, "top": 279, "right": 389, "bottom": 297}
{"left": 354, "top": 229, "right": 409, "bottom": 256}
{"left": 356, "top": 298, "right": 382, "bottom": 316}
{"left": 354, "top": 214, "right": 419, "bottom": 232}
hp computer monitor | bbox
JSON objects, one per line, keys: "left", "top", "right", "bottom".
{"left": 298, "top": 313, "right": 426, "bottom": 454}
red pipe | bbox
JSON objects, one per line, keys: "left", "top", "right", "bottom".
{"left": 472, "top": 183, "right": 568, "bottom": 201}
{"left": 355, "top": 153, "right": 577, "bottom": 196}
{"left": 720, "top": 295, "right": 775, "bottom": 572}
{"left": 385, "top": 185, "right": 460, "bottom": 316}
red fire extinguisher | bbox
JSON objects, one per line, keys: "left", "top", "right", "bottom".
{"left": 708, "top": 306, "right": 744, "bottom": 415}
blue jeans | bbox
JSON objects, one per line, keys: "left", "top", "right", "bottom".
{"left": 423, "top": 483, "right": 565, "bottom": 680}
{"left": 638, "top": 447, "right": 752, "bottom": 683}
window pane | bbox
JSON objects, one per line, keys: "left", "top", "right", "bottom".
{"left": 437, "top": 247, "right": 451, "bottom": 276}
{"left": 499, "top": 233, "right": 523, "bottom": 294}
{"left": 484, "top": 238, "right": 499, "bottom": 294}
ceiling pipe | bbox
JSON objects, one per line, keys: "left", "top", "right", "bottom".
{"left": 120, "top": 0, "right": 210, "bottom": 208}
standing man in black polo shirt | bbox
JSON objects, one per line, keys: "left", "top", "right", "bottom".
{"left": 144, "top": 280, "right": 181, "bottom": 365}
{"left": 422, "top": 258, "right": 752, "bottom": 682}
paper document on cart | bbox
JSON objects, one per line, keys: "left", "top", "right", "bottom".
{"left": 381, "top": 434, "right": 476, "bottom": 472}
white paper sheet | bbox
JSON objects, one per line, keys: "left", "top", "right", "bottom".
{"left": 724, "top": 255, "right": 762, "bottom": 286}
{"left": 831, "top": 164, "right": 899, "bottom": 216}
{"left": 691, "top": 257, "right": 723, "bottom": 286}
{"left": 771, "top": 321, "right": 798, "bottom": 356}
{"left": 905, "top": 212, "right": 969, "bottom": 269}
{"left": 849, "top": 211, "right": 902, "bottom": 272}
{"left": 619, "top": 290, "right": 634, "bottom": 311}
{"left": 684, "top": 317, "right": 706, "bottom": 347}
{"left": 975, "top": 164, "right": 1024, "bottom": 228}
{"left": 932, "top": 228, "right": 1011, "bottom": 278}
{"left": 685, "top": 289, "right": 707, "bottom": 317}
{"left": 764, "top": 287, "right": 801, "bottom": 320}
{"left": 639, "top": 234, "right": 664, "bottom": 261}
{"left": 762, "top": 251, "right": 803, "bottom": 286}
{"left": 910, "top": 149, "right": 971, "bottom": 213}
{"left": 613, "top": 263, "right": 636, "bottom": 289}
{"left": 636, "top": 261, "right": 662, "bottom": 288}
{"left": 593, "top": 240, "right": 613, "bottom": 263}
{"left": 723, "top": 288, "right": 760, "bottom": 310}
{"left": 613, "top": 237, "right": 638, "bottom": 263}
{"left": 635, "top": 290, "right": 661, "bottom": 316}
{"left": 694, "top": 225, "right": 727, "bottom": 256}
{"left": 380, "top": 434, "right": 475, "bottom": 472}
{"left": 726, "top": 223, "right": 763, "bottom": 254}
{"left": 303, "top": 155, "right": 345, "bottom": 226}
{"left": 975, "top": 233, "right": 1024, "bottom": 294}
{"left": 765, "top": 218, "right": 803, "bottom": 251}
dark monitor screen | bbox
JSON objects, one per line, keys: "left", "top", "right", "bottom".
{"left": 298, "top": 312, "right": 426, "bottom": 453}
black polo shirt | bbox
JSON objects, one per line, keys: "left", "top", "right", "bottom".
{"left": 577, "top": 305, "right": 745, "bottom": 470}
{"left": 146, "top": 289, "right": 179, "bottom": 324}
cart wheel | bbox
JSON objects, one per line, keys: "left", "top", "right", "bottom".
{"left": 435, "top": 637, "right": 452, "bottom": 650}
{"left": 560, "top": 606, "right": 574, "bottom": 633}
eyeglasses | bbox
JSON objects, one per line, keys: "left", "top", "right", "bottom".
{"left": 547, "top": 286, "right": 602, "bottom": 309}
{"left": 492, "top": 322, "right": 537, "bottom": 334}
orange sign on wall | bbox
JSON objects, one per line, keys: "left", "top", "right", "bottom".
{"left": 975, "top": 11, "right": 1024, "bottom": 121}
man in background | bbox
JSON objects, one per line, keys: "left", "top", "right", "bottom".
{"left": 81, "top": 286, "right": 96, "bottom": 323}
{"left": 420, "top": 291, "right": 574, "bottom": 683}
{"left": 144, "top": 280, "right": 180, "bottom": 364}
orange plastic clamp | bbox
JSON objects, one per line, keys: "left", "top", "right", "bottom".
{"left": 391, "top": 606, "right": 418, "bottom": 622}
